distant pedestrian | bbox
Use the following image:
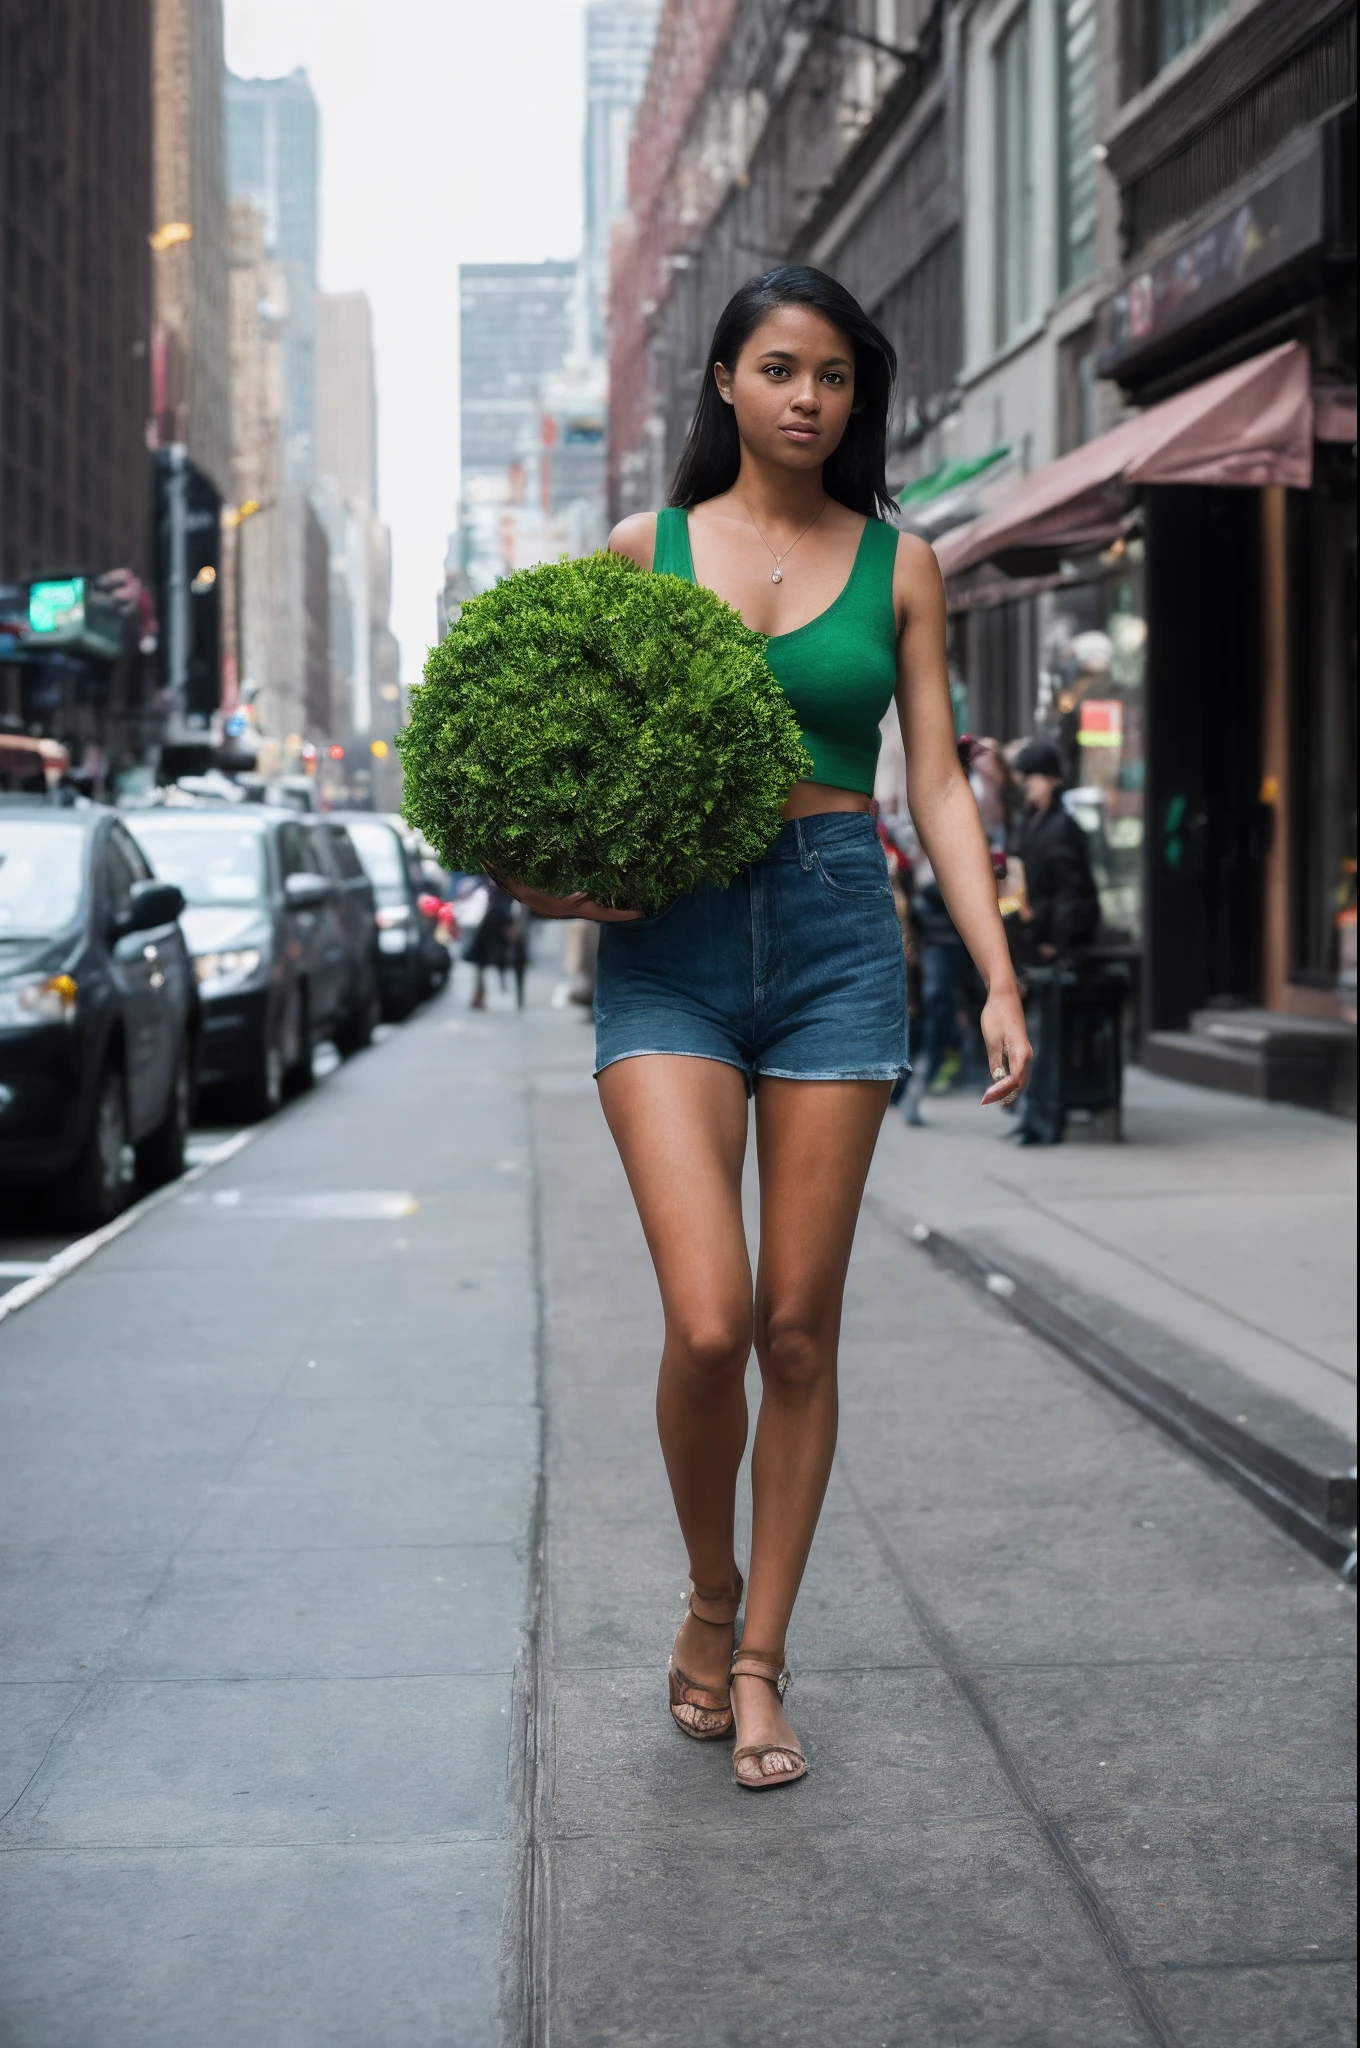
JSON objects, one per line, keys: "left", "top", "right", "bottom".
{"left": 488, "top": 267, "right": 1031, "bottom": 1789}
{"left": 1011, "top": 739, "right": 1100, "bottom": 1144}
{"left": 465, "top": 881, "right": 527, "bottom": 1009}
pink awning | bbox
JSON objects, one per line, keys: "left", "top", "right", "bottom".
{"left": 934, "top": 342, "right": 1314, "bottom": 580}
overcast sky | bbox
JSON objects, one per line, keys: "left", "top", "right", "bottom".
{"left": 225, "top": 0, "right": 592, "bottom": 678}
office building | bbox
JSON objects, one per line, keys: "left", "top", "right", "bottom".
{"left": 583, "top": 2, "right": 660, "bottom": 355}
{"left": 225, "top": 66, "right": 320, "bottom": 481}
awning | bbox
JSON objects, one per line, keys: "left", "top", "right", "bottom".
{"left": 898, "top": 446, "right": 1010, "bottom": 508}
{"left": 934, "top": 341, "right": 1313, "bottom": 581}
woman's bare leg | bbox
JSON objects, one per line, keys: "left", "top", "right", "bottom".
{"left": 734, "top": 1076, "right": 891, "bottom": 1777}
{"left": 597, "top": 1054, "right": 754, "bottom": 1699}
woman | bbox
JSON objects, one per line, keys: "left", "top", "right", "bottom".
{"left": 505, "top": 268, "right": 1031, "bottom": 1789}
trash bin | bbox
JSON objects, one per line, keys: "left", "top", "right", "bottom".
{"left": 1023, "top": 949, "right": 1136, "bottom": 1143}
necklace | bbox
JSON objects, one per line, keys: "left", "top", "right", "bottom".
{"left": 740, "top": 493, "right": 829, "bottom": 583}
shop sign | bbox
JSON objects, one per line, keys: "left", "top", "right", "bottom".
{"left": 1097, "top": 137, "right": 1323, "bottom": 378}
{"left": 25, "top": 577, "right": 123, "bottom": 660}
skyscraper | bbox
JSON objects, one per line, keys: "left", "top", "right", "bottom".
{"left": 583, "top": 3, "right": 659, "bottom": 355}
{"left": 459, "top": 262, "right": 578, "bottom": 490}
{"left": 224, "top": 67, "right": 319, "bottom": 481}
{"left": 151, "top": 0, "right": 230, "bottom": 495}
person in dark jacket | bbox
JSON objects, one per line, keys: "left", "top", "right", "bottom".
{"left": 1015, "top": 741, "right": 1100, "bottom": 959}
{"left": 1012, "top": 740, "right": 1100, "bottom": 1143}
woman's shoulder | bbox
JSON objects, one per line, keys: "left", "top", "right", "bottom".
{"left": 607, "top": 510, "right": 660, "bottom": 571}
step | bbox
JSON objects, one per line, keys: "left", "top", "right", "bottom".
{"left": 1146, "top": 1011, "right": 1356, "bottom": 1114}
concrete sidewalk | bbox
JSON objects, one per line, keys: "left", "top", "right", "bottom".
{"left": 868, "top": 1068, "right": 1357, "bottom": 1567}
{"left": 1, "top": 970, "right": 1355, "bottom": 2046}
{"left": 524, "top": 1016, "right": 1356, "bottom": 2047}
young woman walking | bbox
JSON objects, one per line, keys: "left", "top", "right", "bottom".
{"left": 506, "top": 267, "right": 1031, "bottom": 1789}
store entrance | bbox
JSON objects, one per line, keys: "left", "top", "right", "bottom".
{"left": 1143, "top": 485, "right": 1267, "bottom": 1033}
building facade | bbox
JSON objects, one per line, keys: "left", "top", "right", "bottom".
{"left": 225, "top": 67, "right": 320, "bottom": 485}
{"left": 150, "top": 0, "right": 230, "bottom": 492}
{"left": 584, "top": 2, "right": 661, "bottom": 356}
{"left": 224, "top": 68, "right": 328, "bottom": 770}
{"left": 457, "top": 261, "right": 580, "bottom": 591}
{"left": 315, "top": 288, "right": 401, "bottom": 765}
{"left": 0, "top": 0, "right": 157, "bottom": 791}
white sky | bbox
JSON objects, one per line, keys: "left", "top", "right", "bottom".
{"left": 224, "top": 0, "right": 591, "bottom": 678}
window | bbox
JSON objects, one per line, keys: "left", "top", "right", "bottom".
{"left": 277, "top": 819, "right": 322, "bottom": 878}
{"left": 1058, "top": 0, "right": 1098, "bottom": 291}
{"left": 1149, "top": 0, "right": 1228, "bottom": 77}
{"left": 993, "top": 6, "right": 1033, "bottom": 348}
{"left": 326, "top": 825, "right": 366, "bottom": 881}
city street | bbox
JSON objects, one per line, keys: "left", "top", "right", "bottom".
{"left": 1, "top": 961, "right": 1353, "bottom": 2048}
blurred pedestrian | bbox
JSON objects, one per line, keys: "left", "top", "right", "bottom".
{"left": 484, "top": 268, "right": 1031, "bottom": 1790}
{"left": 1011, "top": 739, "right": 1100, "bottom": 1144}
{"left": 466, "top": 880, "right": 528, "bottom": 1010}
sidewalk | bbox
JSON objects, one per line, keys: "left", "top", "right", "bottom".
{"left": 868, "top": 1067, "right": 1357, "bottom": 1566}
{"left": 524, "top": 1014, "right": 1356, "bottom": 2047}
{"left": 1, "top": 974, "right": 1354, "bottom": 2046}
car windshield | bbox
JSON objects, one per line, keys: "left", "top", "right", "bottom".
{"left": 129, "top": 820, "right": 267, "bottom": 906}
{"left": 345, "top": 821, "right": 408, "bottom": 905}
{"left": 0, "top": 820, "right": 86, "bottom": 937}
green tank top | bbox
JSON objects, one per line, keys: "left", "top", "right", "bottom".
{"left": 651, "top": 504, "right": 900, "bottom": 795}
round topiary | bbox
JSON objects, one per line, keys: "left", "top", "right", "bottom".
{"left": 397, "top": 551, "right": 812, "bottom": 914}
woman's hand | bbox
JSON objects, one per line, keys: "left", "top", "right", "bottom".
{"left": 486, "top": 868, "right": 644, "bottom": 923}
{"left": 979, "top": 983, "right": 1032, "bottom": 1107}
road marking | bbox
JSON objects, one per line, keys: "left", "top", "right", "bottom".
{"left": 0, "top": 1262, "right": 46, "bottom": 1279}
{"left": 179, "top": 1188, "right": 418, "bottom": 1219}
{"left": 0, "top": 1130, "right": 258, "bottom": 1329}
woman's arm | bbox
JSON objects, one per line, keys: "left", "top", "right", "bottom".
{"left": 893, "top": 534, "right": 1031, "bottom": 1105}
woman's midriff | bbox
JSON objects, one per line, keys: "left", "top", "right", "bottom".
{"left": 780, "top": 779, "right": 874, "bottom": 821}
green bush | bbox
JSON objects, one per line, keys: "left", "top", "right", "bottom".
{"left": 398, "top": 551, "right": 811, "bottom": 913}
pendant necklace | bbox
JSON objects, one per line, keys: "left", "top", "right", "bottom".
{"left": 741, "top": 494, "right": 829, "bottom": 583}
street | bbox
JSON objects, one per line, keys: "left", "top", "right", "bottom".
{"left": 1, "top": 960, "right": 1353, "bottom": 2048}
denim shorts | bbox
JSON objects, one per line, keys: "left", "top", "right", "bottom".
{"left": 594, "top": 813, "right": 908, "bottom": 1087}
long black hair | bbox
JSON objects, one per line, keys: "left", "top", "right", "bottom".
{"left": 668, "top": 266, "right": 897, "bottom": 519}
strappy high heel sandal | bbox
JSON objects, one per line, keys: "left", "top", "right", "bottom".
{"left": 729, "top": 1649, "right": 808, "bottom": 1790}
{"left": 668, "top": 1573, "right": 743, "bottom": 1741}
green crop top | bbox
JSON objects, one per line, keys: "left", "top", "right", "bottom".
{"left": 651, "top": 504, "right": 900, "bottom": 795}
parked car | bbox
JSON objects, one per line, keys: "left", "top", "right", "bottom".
{"left": 332, "top": 813, "right": 451, "bottom": 1019}
{"left": 126, "top": 807, "right": 378, "bottom": 1118}
{"left": 0, "top": 799, "right": 195, "bottom": 1223}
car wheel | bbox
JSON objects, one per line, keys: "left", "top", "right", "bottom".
{"left": 239, "top": 1026, "right": 285, "bottom": 1122}
{"left": 135, "top": 1037, "right": 192, "bottom": 1187}
{"left": 60, "top": 1063, "right": 133, "bottom": 1228}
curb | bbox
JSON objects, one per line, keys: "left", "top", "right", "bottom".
{"left": 876, "top": 1203, "right": 1358, "bottom": 1583}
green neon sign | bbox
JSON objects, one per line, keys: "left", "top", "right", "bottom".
{"left": 28, "top": 578, "right": 85, "bottom": 636}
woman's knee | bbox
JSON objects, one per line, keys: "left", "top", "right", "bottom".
{"left": 754, "top": 1308, "right": 833, "bottom": 1399}
{"left": 664, "top": 1306, "right": 752, "bottom": 1391}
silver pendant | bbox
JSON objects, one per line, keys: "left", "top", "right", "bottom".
{"left": 770, "top": 567, "right": 783, "bottom": 583}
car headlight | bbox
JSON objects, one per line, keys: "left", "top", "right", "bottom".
{"left": 194, "top": 948, "right": 263, "bottom": 993}
{"left": 0, "top": 973, "right": 78, "bottom": 1026}
{"left": 374, "top": 905, "right": 409, "bottom": 929}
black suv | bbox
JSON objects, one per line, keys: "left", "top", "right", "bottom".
{"left": 0, "top": 800, "right": 195, "bottom": 1223}
{"left": 333, "top": 813, "right": 451, "bottom": 1020}
{"left": 126, "top": 806, "right": 378, "bottom": 1118}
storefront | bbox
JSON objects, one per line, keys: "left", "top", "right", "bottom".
{"left": 935, "top": 297, "right": 1355, "bottom": 1111}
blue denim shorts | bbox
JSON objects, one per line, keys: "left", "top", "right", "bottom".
{"left": 594, "top": 813, "right": 908, "bottom": 1087}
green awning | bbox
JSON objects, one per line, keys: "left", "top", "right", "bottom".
{"left": 898, "top": 446, "right": 1010, "bottom": 508}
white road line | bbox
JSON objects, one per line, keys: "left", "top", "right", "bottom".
{"left": 0, "top": 1129, "right": 258, "bottom": 1329}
